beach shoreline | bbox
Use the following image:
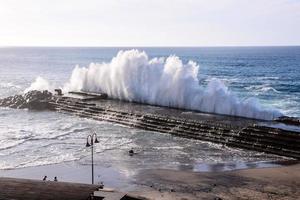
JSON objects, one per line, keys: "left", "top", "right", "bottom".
{"left": 132, "top": 163, "right": 300, "bottom": 200}
{"left": 0, "top": 160, "right": 299, "bottom": 199}
{"left": 0, "top": 163, "right": 300, "bottom": 200}
{"left": 0, "top": 158, "right": 296, "bottom": 184}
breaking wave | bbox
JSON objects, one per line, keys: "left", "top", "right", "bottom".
{"left": 24, "top": 76, "right": 54, "bottom": 93}
{"left": 27, "top": 50, "right": 283, "bottom": 120}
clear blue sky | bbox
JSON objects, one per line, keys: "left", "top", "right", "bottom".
{"left": 0, "top": 0, "right": 299, "bottom": 46}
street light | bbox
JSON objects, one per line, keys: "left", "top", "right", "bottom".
{"left": 86, "top": 133, "right": 99, "bottom": 184}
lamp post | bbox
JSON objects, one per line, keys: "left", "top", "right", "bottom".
{"left": 86, "top": 133, "right": 99, "bottom": 184}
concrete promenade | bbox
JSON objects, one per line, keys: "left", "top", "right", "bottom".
{"left": 0, "top": 177, "right": 98, "bottom": 200}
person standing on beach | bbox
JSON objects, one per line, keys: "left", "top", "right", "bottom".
{"left": 54, "top": 177, "right": 58, "bottom": 182}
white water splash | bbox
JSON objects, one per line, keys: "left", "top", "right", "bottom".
{"left": 62, "top": 50, "right": 282, "bottom": 120}
{"left": 24, "top": 76, "right": 54, "bottom": 93}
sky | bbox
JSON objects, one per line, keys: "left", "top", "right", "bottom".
{"left": 0, "top": 0, "right": 299, "bottom": 47}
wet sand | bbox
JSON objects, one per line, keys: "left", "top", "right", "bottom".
{"left": 132, "top": 163, "right": 300, "bottom": 200}
{"left": 1, "top": 161, "right": 299, "bottom": 199}
{"left": 0, "top": 161, "right": 135, "bottom": 190}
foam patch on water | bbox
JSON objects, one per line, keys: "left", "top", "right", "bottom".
{"left": 245, "top": 84, "right": 281, "bottom": 94}
{"left": 0, "top": 139, "right": 26, "bottom": 151}
{"left": 0, "top": 82, "right": 21, "bottom": 89}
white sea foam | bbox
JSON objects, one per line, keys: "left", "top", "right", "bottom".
{"left": 245, "top": 84, "right": 281, "bottom": 94}
{"left": 0, "top": 82, "right": 21, "bottom": 89}
{"left": 25, "top": 50, "right": 283, "bottom": 120}
{"left": 24, "top": 76, "right": 54, "bottom": 93}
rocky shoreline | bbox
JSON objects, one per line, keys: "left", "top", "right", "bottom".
{"left": 1, "top": 90, "right": 300, "bottom": 159}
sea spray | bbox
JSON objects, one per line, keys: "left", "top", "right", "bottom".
{"left": 27, "top": 50, "right": 283, "bottom": 120}
{"left": 24, "top": 76, "right": 54, "bottom": 93}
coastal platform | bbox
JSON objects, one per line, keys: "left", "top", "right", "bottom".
{"left": 48, "top": 92, "right": 300, "bottom": 159}
{"left": 0, "top": 90, "right": 299, "bottom": 159}
{"left": 0, "top": 177, "right": 146, "bottom": 200}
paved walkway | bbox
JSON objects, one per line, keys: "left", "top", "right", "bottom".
{"left": 0, "top": 177, "right": 98, "bottom": 200}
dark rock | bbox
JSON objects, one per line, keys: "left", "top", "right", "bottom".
{"left": 0, "top": 90, "right": 54, "bottom": 110}
{"left": 275, "top": 116, "right": 300, "bottom": 126}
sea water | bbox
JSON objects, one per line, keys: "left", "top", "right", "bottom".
{"left": 0, "top": 47, "right": 299, "bottom": 173}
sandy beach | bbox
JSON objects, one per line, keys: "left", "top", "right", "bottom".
{"left": 0, "top": 161, "right": 299, "bottom": 200}
{"left": 129, "top": 163, "right": 300, "bottom": 200}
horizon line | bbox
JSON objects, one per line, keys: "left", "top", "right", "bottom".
{"left": 1, "top": 45, "right": 300, "bottom": 48}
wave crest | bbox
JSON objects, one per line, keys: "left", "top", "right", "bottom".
{"left": 24, "top": 76, "right": 54, "bottom": 93}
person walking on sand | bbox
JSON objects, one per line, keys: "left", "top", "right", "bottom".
{"left": 43, "top": 176, "right": 47, "bottom": 181}
{"left": 54, "top": 176, "right": 58, "bottom": 182}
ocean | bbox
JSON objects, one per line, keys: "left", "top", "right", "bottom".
{"left": 0, "top": 47, "right": 299, "bottom": 182}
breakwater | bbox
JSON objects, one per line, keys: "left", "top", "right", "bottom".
{"left": 1, "top": 90, "right": 300, "bottom": 159}
{"left": 49, "top": 93, "right": 300, "bottom": 160}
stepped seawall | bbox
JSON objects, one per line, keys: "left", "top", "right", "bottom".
{"left": 1, "top": 90, "right": 299, "bottom": 159}
{"left": 49, "top": 94, "right": 300, "bottom": 159}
